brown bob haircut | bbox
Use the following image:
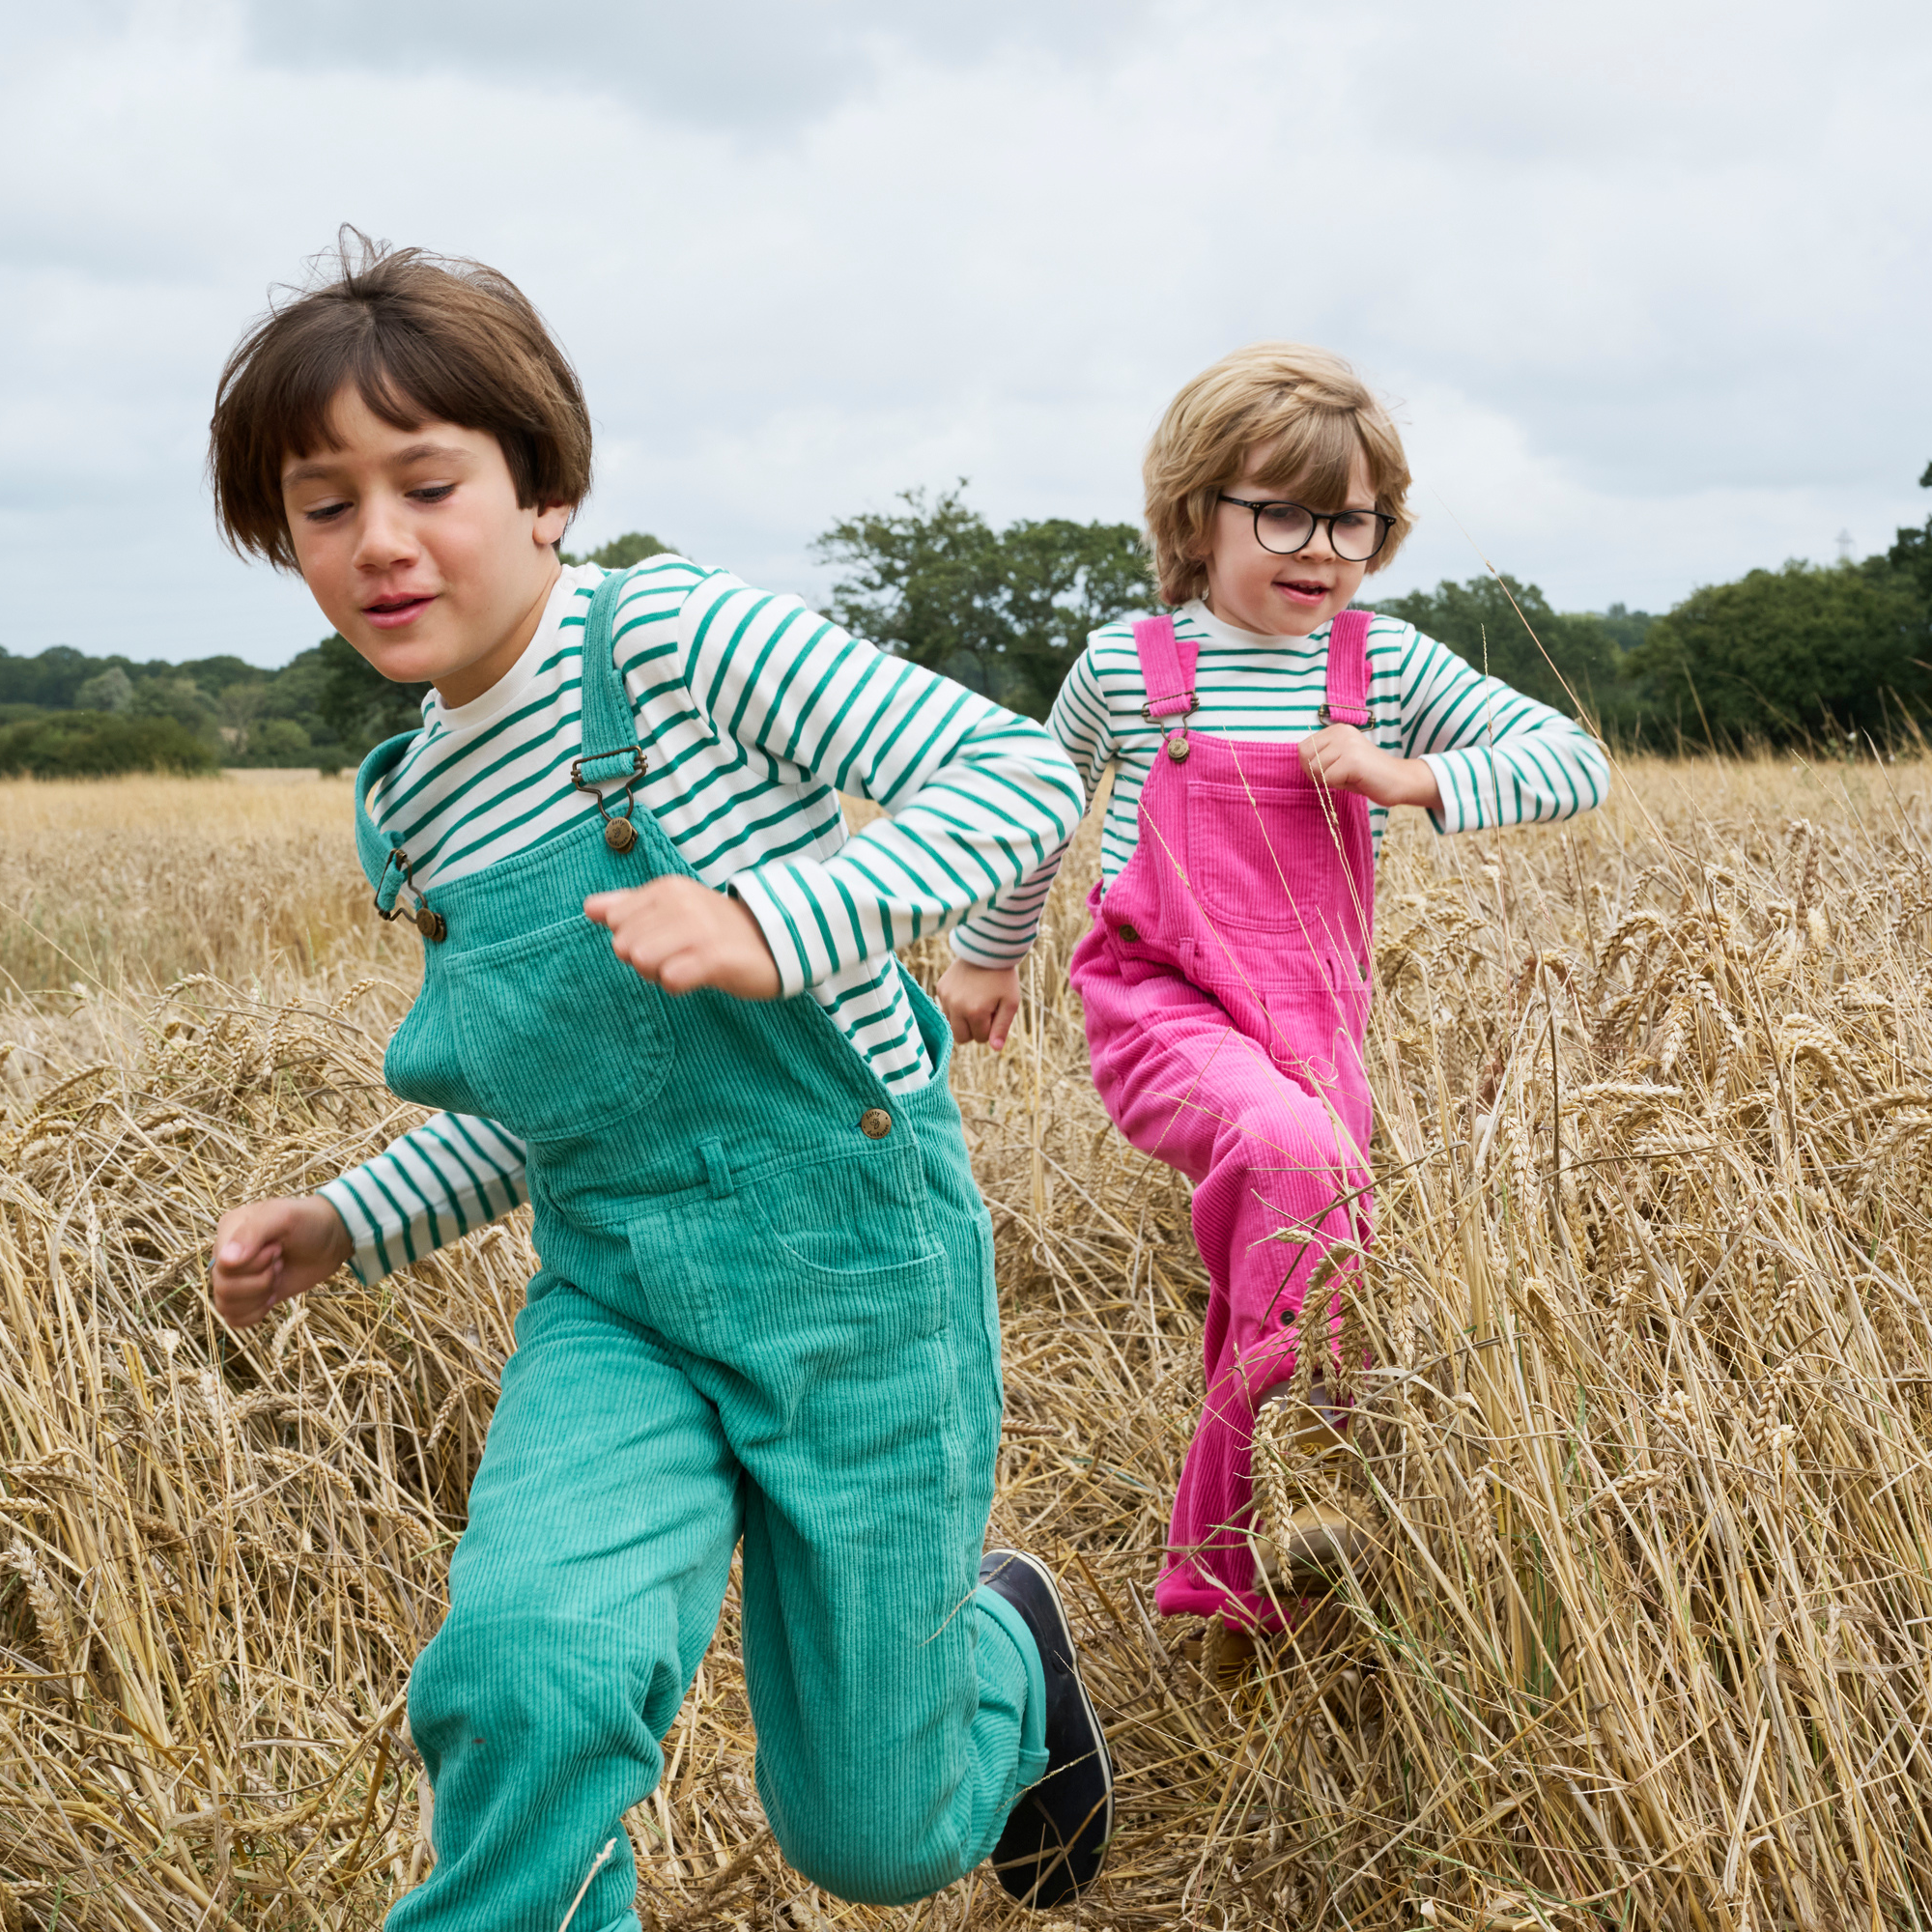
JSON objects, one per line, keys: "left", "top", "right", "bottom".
{"left": 1143, "top": 342, "right": 1414, "bottom": 607}
{"left": 210, "top": 228, "right": 592, "bottom": 571}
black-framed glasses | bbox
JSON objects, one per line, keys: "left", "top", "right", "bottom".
{"left": 1218, "top": 494, "right": 1394, "bottom": 562}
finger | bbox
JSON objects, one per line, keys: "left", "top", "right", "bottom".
{"left": 216, "top": 1291, "right": 276, "bottom": 1332}
{"left": 987, "top": 993, "right": 1019, "bottom": 1052}
{"left": 655, "top": 947, "right": 712, "bottom": 997}
{"left": 214, "top": 1229, "right": 280, "bottom": 1272}
{"left": 607, "top": 922, "right": 673, "bottom": 981}
{"left": 582, "top": 889, "right": 645, "bottom": 928}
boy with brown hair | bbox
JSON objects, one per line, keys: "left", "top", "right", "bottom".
{"left": 207, "top": 235, "right": 1112, "bottom": 1928}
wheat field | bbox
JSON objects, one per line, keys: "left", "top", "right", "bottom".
{"left": 2, "top": 754, "right": 1931, "bottom": 1930}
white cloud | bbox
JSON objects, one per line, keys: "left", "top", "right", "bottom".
{"left": 1, "top": 0, "right": 1927, "bottom": 664}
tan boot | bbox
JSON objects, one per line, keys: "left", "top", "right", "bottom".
{"left": 1205, "top": 1616, "right": 1258, "bottom": 1690}
{"left": 1250, "top": 1384, "right": 1372, "bottom": 1588}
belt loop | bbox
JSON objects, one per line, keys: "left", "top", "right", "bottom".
{"left": 698, "top": 1138, "right": 734, "bottom": 1200}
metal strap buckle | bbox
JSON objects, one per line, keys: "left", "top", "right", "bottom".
{"left": 570, "top": 746, "right": 648, "bottom": 853}
{"left": 1140, "top": 691, "right": 1197, "bottom": 722}
{"left": 569, "top": 745, "right": 646, "bottom": 788}
{"left": 373, "top": 850, "right": 446, "bottom": 943}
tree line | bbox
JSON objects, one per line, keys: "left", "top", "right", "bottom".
{"left": 4, "top": 475, "right": 1927, "bottom": 777}
{"left": 817, "top": 469, "right": 1932, "bottom": 749}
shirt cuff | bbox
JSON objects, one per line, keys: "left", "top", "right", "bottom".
{"left": 949, "top": 923, "right": 1034, "bottom": 968}
{"left": 316, "top": 1179, "right": 384, "bottom": 1287}
{"left": 729, "top": 860, "right": 833, "bottom": 998}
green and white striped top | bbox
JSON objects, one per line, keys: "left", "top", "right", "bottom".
{"left": 951, "top": 600, "right": 1610, "bottom": 965}
{"left": 320, "top": 557, "right": 1083, "bottom": 1283}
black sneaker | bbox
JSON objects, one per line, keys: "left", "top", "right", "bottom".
{"left": 979, "top": 1548, "right": 1114, "bottom": 1909}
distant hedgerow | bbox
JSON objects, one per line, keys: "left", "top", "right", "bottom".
{"left": 0, "top": 711, "right": 219, "bottom": 778}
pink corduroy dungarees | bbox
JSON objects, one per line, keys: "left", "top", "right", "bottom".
{"left": 1068, "top": 612, "right": 1378, "bottom": 1630}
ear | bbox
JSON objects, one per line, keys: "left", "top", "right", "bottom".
{"left": 533, "top": 499, "right": 575, "bottom": 547}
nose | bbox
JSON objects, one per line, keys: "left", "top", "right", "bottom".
{"left": 1301, "top": 517, "right": 1340, "bottom": 562}
{"left": 354, "top": 491, "right": 419, "bottom": 573}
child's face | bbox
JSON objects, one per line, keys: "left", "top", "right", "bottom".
{"left": 280, "top": 384, "right": 572, "bottom": 708}
{"left": 1201, "top": 448, "right": 1377, "bottom": 639}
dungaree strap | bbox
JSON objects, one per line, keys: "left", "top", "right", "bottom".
{"left": 355, "top": 732, "right": 421, "bottom": 896}
{"left": 353, "top": 567, "right": 650, "bottom": 900}
{"left": 572, "top": 569, "right": 648, "bottom": 786}
{"left": 1321, "top": 610, "right": 1373, "bottom": 727}
{"left": 1133, "top": 616, "right": 1198, "bottom": 721}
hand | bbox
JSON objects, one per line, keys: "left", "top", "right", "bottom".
{"left": 211, "top": 1196, "right": 353, "bottom": 1330}
{"left": 937, "top": 960, "right": 1022, "bottom": 1050}
{"left": 583, "top": 876, "right": 781, "bottom": 1000}
{"left": 1296, "top": 724, "right": 1442, "bottom": 810}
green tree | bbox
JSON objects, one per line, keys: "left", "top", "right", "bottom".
{"left": 1624, "top": 558, "right": 1927, "bottom": 748}
{"left": 317, "top": 634, "right": 432, "bottom": 753}
{"left": 1887, "top": 462, "right": 1932, "bottom": 610}
{"left": 253, "top": 718, "right": 314, "bottom": 765}
{"left": 73, "top": 668, "right": 134, "bottom": 713}
{"left": 811, "top": 485, "right": 1154, "bottom": 718}
{"left": 1376, "top": 574, "right": 1626, "bottom": 727}
{"left": 0, "top": 645, "right": 102, "bottom": 709}
{"left": 131, "top": 676, "right": 218, "bottom": 738}
{"left": 220, "top": 681, "right": 268, "bottom": 760}
{"left": 1596, "top": 603, "right": 1656, "bottom": 656}
{"left": 562, "top": 531, "right": 674, "bottom": 569}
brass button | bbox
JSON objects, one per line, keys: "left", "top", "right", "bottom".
{"left": 1119, "top": 924, "right": 1139, "bottom": 944}
{"left": 859, "top": 1108, "right": 892, "bottom": 1140}
{"left": 604, "top": 817, "right": 638, "bottom": 853}
{"left": 417, "top": 909, "right": 447, "bottom": 944}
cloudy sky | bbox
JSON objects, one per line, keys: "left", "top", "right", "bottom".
{"left": 5, "top": 0, "right": 1928, "bottom": 668}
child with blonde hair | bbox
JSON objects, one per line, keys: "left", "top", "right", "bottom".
{"left": 940, "top": 343, "right": 1608, "bottom": 1636}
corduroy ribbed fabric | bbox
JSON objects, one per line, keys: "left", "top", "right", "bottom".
{"left": 363, "top": 571, "right": 1048, "bottom": 1931}
{"left": 1067, "top": 615, "right": 1377, "bottom": 1632}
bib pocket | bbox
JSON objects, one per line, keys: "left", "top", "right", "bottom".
{"left": 439, "top": 914, "right": 675, "bottom": 1143}
{"left": 1186, "top": 779, "right": 1328, "bottom": 931}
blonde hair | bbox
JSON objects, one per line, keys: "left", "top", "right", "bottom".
{"left": 1143, "top": 342, "right": 1413, "bottom": 607}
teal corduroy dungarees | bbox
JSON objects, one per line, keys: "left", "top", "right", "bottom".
{"left": 356, "top": 570, "right": 1048, "bottom": 1931}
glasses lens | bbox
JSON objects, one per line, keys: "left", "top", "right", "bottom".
{"left": 1253, "top": 502, "right": 1315, "bottom": 554}
{"left": 1328, "top": 512, "right": 1386, "bottom": 561}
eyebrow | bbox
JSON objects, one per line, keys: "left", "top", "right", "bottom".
{"left": 282, "top": 441, "right": 473, "bottom": 487}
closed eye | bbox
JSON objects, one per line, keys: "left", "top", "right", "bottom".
{"left": 410, "top": 483, "right": 457, "bottom": 504}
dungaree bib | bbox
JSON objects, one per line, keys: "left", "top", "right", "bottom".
{"left": 1069, "top": 611, "right": 1377, "bottom": 1630}
{"left": 354, "top": 569, "right": 1046, "bottom": 1929}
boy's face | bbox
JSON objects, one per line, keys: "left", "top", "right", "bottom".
{"left": 1201, "top": 448, "right": 1377, "bottom": 639}
{"left": 280, "top": 385, "right": 572, "bottom": 708}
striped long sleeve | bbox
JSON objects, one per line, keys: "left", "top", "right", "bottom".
{"left": 679, "top": 573, "right": 1088, "bottom": 994}
{"left": 321, "top": 1113, "right": 527, "bottom": 1285}
{"left": 951, "top": 602, "right": 1608, "bottom": 966}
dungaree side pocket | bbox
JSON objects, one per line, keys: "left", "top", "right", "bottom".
{"left": 440, "top": 916, "right": 675, "bottom": 1141}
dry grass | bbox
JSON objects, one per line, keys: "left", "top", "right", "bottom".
{"left": 2, "top": 754, "right": 1931, "bottom": 1928}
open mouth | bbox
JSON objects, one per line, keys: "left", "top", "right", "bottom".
{"left": 1276, "top": 579, "right": 1330, "bottom": 604}
{"left": 363, "top": 594, "right": 435, "bottom": 630}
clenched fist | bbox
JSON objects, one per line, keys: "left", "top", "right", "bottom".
{"left": 583, "top": 875, "right": 781, "bottom": 1000}
{"left": 210, "top": 1195, "right": 353, "bottom": 1330}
